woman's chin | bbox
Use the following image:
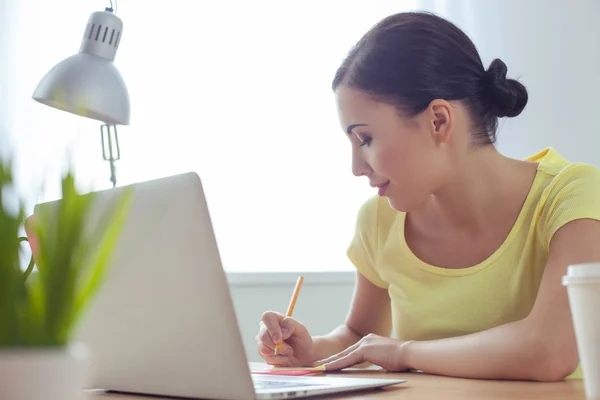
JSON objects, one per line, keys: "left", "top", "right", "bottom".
{"left": 387, "top": 195, "right": 422, "bottom": 213}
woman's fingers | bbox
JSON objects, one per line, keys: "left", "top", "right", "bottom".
{"left": 322, "top": 349, "right": 365, "bottom": 371}
{"left": 263, "top": 354, "right": 294, "bottom": 367}
{"left": 259, "top": 341, "right": 293, "bottom": 357}
{"left": 257, "top": 322, "right": 276, "bottom": 349}
{"left": 261, "top": 311, "right": 285, "bottom": 345}
{"left": 313, "top": 341, "right": 360, "bottom": 366}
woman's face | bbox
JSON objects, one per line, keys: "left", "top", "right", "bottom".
{"left": 335, "top": 85, "right": 456, "bottom": 212}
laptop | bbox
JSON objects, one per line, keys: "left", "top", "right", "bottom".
{"left": 33, "top": 172, "right": 405, "bottom": 400}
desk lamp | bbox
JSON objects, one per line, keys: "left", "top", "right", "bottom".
{"left": 32, "top": 1, "right": 129, "bottom": 188}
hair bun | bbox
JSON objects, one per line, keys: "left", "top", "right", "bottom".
{"left": 483, "top": 58, "right": 528, "bottom": 118}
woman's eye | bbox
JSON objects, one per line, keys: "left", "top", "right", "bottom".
{"left": 359, "top": 136, "right": 372, "bottom": 147}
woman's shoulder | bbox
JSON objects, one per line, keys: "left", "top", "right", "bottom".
{"left": 528, "top": 147, "right": 600, "bottom": 249}
{"left": 530, "top": 147, "right": 600, "bottom": 193}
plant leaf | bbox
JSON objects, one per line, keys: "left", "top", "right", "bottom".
{"left": 1, "top": 163, "right": 131, "bottom": 348}
{"left": 69, "top": 187, "right": 132, "bottom": 341}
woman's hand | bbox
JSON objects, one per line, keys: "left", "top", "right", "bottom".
{"left": 313, "top": 333, "right": 411, "bottom": 372}
{"left": 256, "top": 311, "right": 315, "bottom": 367}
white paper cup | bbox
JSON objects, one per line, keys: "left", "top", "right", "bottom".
{"left": 562, "top": 263, "right": 600, "bottom": 399}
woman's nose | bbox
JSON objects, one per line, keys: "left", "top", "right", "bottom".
{"left": 352, "top": 154, "right": 372, "bottom": 177}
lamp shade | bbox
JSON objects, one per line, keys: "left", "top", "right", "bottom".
{"left": 32, "top": 9, "right": 130, "bottom": 125}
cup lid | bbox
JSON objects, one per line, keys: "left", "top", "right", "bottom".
{"left": 566, "top": 263, "right": 600, "bottom": 278}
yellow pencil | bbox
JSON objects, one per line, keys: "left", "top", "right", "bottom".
{"left": 274, "top": 275, "right": 304, "bottom": 356}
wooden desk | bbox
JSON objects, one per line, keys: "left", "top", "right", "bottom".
{"left": 88, "top": 368, "right": 586, "bottom": 400}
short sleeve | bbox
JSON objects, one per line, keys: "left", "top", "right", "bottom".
{"left": 346, "top": 196, "right": 389, "bottom": 289}
{"left": 539, "top": 164, "right": 600, "bottom": 250}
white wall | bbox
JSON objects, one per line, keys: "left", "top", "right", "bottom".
{"left": 0, "top": 0, "right": 18, "bottom": 155}
{"left": 428, "top": 0, "right": 600, "bottom": 165}
{"left": 227, "top": 272, "right": 356, "bottom": 362}
{"left": 227, "top": 0, "right": 600, "bottom": 362}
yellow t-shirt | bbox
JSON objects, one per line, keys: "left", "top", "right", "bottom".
{"left": 347, "top": 148, "right": 600, "bottom": 380}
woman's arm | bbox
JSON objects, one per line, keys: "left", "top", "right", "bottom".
{"left": 311, "top": 271, "right": 391, "bottom": 362}
{"left": 321, "top": 219, "right": 600, "bottom": 381}
{"left": 403, "top": 219, "right": 600, "bottom": 381}
{"left": 257, "top": 271, "right": 390, "bottom": 367}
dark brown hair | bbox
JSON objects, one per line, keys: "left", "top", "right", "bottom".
{"left": 332, "top": 12, "right": 528, "bottom": 145}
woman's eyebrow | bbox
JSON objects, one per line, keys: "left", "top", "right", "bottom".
{"left": 346, "top": 123, "right": 369, "bottom": 135}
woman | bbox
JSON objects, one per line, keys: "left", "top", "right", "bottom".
{"left": 256, "top": 11, "right": 600, "bottom": 381}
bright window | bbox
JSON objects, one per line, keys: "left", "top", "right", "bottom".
{"left": 10, "top": 0, "right": 418, "bottom": 272}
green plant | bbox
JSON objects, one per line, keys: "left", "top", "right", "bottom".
{"left": 0, "top": 160, "right": 131, "bottom": 347}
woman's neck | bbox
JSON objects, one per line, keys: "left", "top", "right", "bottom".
{"left": 415, "top": 146, "right": 538, "bottom": 234}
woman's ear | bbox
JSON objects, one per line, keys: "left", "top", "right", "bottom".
{"left": 427, "top": 99, "right": 453, "bottom": 144}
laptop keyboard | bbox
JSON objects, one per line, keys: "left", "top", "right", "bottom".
{"left": 253, "top": 378, "right": 323, "bottom": 390}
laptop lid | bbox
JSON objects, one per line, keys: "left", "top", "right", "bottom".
{"left": 34, "top": 172, "right": 257, "bottom": 400}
